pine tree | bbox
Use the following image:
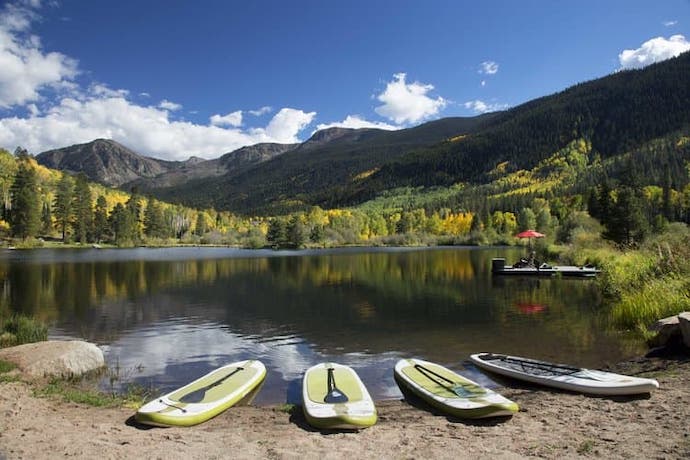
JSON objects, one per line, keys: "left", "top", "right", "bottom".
{"left": 286, "top": 215, "right": 307, "bottom": 248}
{"left": 194, "top": 211, "right": 207, "bottom": 236}
{"left": 125, "top": 194, "right": 143, "bottom": 242}
{"left": 41, "top": 201, "right": 52, "bottom": 236}
{"left": 72, "top": 173, "right": 93, "bottom": 243}
{"left": 110, "top": 202, "right": 136, "bottom": 246}
{"left": 144, "top": 197, "right": 166, "bottom": 239}
{"left": 54, "top": 174, "right": 74, "bottom": 242}
{"left": 93, "top": 195, "right": 109, "bottom": 243}
{"left": 9, "top": 159, "right": 40, "bottom": 239}
{"left": 266, "top": 218, "right": 287, "bottom": 248}
{"left": 603, "top": 186, "right": 649, "bottom": 246}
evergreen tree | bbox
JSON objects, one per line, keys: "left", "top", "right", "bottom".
{"left": 54, "top": 174, "right": 74, "bottom": 242}
{"left": 144, "top": 197, "right": 166, "bottom": 238}
{"left": 266, "top": 218, "right": 287, "bottom": 248}
{"left": 125, "top": 194, "right": 143, "bottom": 242}
{"left": 93, "top": 195, "right": 109, "bottom": 243}
{"left": 603, "top": 187, "right": 649, "bottom": 246}
{"left": 194, "top": 211, "right": 207, "bottom": 236}
{"left": 72, "top": 173, "right": 93, "bottom": 243}
{"left": 110, "top": 202, "right": 136, "bottom": 245}
{"left": 41, "top": 201, "right": 52, "bottom": 236}
{"left": 9, "top": 159, "right": 40, "bottom": 239}
{"left": 286, "top": 215, "right": 307, "bottom": 248}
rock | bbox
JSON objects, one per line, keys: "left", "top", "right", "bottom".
{"left": 647, "top": 315, "right": 681, "bottom": 348}
{"left": 0, "top": 340, "right": 104, "bottom": 378}
{"left": 678, "top": 312, "right": 690, "bottom": 348}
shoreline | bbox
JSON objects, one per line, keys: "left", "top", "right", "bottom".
{"left": 1, "top": 351, "right": 688, "bottom": 459}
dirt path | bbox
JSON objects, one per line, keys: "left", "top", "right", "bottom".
{"left": 1, "top": 354, "right": 688, "bottom": 459}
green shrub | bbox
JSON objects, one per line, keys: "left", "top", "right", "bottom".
{"left": 0, "top": 315, "right": 48, "bottom": 348}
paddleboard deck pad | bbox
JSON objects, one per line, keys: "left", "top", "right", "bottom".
{"left": 394, "top": 358, "right": 518, "bottom": 419}
{"left": 135, "top": 359, "right": 266, "bottom": 427}
{"left": 302, "top": 362, "right": 377, "bottom": 430}
{"left": 470, "top": 353, "right": 659, "bottom": 395}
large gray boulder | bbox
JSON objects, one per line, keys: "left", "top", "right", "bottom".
{"left": 678, "top": 312, "right": 690, "bottom": 348}
{"left": 647, "top": 315, "right": 681, "bottom": 348}
{"left": 0, "top": 340, "right": 104, "bottom": 378}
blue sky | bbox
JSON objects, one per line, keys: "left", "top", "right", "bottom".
{"left": 0, "top": 0, "right": 688, "bottom": 160}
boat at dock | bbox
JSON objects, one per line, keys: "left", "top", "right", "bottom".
{"left": 491, "top": 258, "right": 600, "bottom": 277}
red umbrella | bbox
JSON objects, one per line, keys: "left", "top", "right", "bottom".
{"left": 516, "top": 229, "right": 545, "bottom": 238}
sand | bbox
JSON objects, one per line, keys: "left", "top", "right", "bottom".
{"left": 1, "top": 352, "right": 688, "bottom": 459}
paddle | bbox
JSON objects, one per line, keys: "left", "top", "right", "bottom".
{"left": 324, "top": 367, "right": 349, "bottom": 403}
{"left": 414, "top": 364, "right": 483, "bottom": 398}
{"left": 483, "top": 353, "right": 580, "bottom": 374}
{"left": 179, "top": 367, "right": 244, "bottom": 404}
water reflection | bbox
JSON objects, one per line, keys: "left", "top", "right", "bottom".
{"left": 0, "top": 247, "right": 642, "bottom": 404}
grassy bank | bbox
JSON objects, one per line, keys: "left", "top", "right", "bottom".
{"left": 560, "top": 223, "right": 690, "bottom": 333}
{"left": 0, "top": 315, "right": 48, "bottom": 348}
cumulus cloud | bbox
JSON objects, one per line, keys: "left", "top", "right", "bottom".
{"left": 374, "top": 73, "right": 447, "bottom": 124}
{"left": 314, "top": 115, "right": 400, "bottom": 132}
{"left": 260, "top": 108, "right": 316, "bottom": 143}
{"left": 619, "top": 34, "right": 690, "bottom": 69}
{"left": 479, "top": 61, "right": 499, "bottom": 75}
{"left": 464, "top": 99, "right": 509, "bottom": 114}
{"left": 249, "top": 106, "right": 272, "bottom": 116}
{"left": 663, "top": 20, "right": 677, "bottom": 27}
{"left": 210, "top": 110, "right": 243, "bottom": 127}
{"left": 0, "top": 1, "right": 78, "bottom": 108}
{"left": 0, "top": 96, "right": 317, "bottom": 160}
{"left": 158, "top": 99, "right": 182, "bottom": 111}
{"left": 0, "top": 2, "right": 320, "bottom": 159}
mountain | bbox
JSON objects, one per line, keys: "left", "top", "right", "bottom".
{"left": 36, "top": 139, "right": 178, "bottom": 187}
{"left": 129, "top": 142, "right": 298, "bottom": 190}
{"left": 35, "top": 138, "right": 298, "bottom": 190}
{"left": 149, "top": 115, "right": 497, "bottom": 213}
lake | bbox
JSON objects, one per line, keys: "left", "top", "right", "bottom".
{"left": 0, "top": 246, "right": 643, "bottom": 405}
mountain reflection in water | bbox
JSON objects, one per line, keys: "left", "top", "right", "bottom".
{"left": 0, "top": 246, "right": 643, "bottom": 404}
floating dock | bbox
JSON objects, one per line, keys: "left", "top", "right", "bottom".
{"left": 491, "top": 258, "right": 600, "bottom": 278}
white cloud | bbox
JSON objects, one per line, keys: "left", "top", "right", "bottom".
{"left": 259, "top": 107, "right": 316, "bottom": 143}
{"left": 249, "top": 106, "right": 272, "bottom": 116}
{"left": 0, "top": 96, "right": 317, "bottom": 160}
{"left": 374, "top": 73, "right": 447, "bottom": 124}
{"left": 315, "top": 115, "right": 400, "bottom": 132}
{"left": 210, "top": 110, "right": 243, "bottom": 127}
{"left": 158, "top": 99, "right": 182, "bottom": 111}
{"left": 90, "top": 83, "right": 128, "bottom": 98}
{"left": 619, "top": 34, "right": 690, "bottom": 69}
{"left": 0, "top": 1, "right": 78, "bottom": 108}
{"left": 481, "top": 80, "right": 486, "bottom": 87}
{"left": 663, "top": 20, "right": 677, "bottom": 27}
{"left": 464, "top": 99, "right": 509, "bottom": 114}
{"left": 479, "top": 60, "right": 499, "bottom": 75}
{"left": 0, "top": 2, "right": 320, "bottom": 159}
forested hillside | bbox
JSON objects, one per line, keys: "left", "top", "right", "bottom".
{"left": 150, "top": 115, "right": 497, "bottom": 214}
{"left": 347, "top": 51, "right": 690, "bottom": 204}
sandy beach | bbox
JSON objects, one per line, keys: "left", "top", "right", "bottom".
{"left": 1, "top": 351, "right": 688, "bottom": 459}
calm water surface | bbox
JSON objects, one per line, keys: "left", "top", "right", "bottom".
{"left": 0, "top": 246, "right": 643, "bottom": 404}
